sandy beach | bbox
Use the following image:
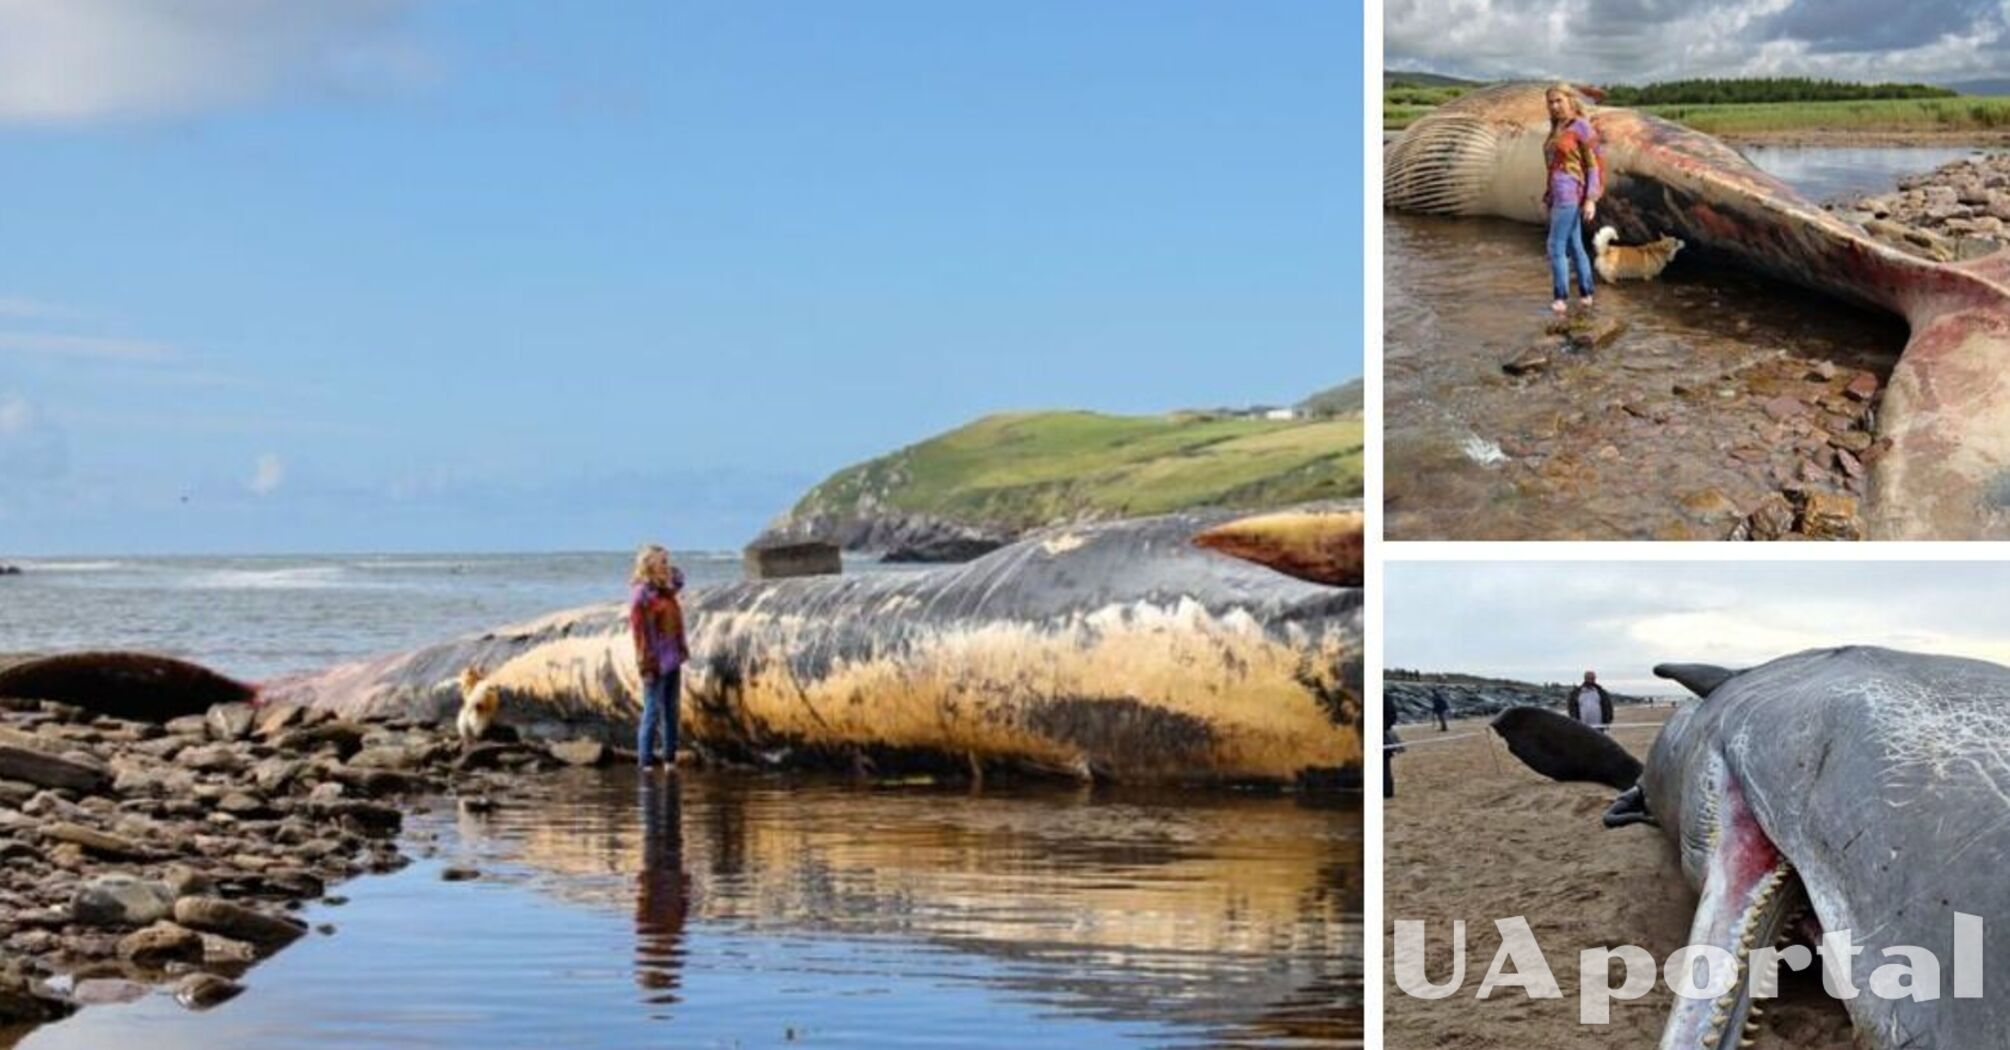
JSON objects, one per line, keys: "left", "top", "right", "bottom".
{"left": 1383, "top": 714, "right": 1854, "bottom": 1049}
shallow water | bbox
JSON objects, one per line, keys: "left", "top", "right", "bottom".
{"left": 1384, "top": 146, "right": 1956, "bottom": 540}
{"left": 14, "top": 770, "right": 1362, "bottom": 1049}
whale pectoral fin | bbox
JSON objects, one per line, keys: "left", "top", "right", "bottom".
{"left": 1653, "top": 662, "right": 1738, "bottom": 699}
{"left": 1601, "top": 784, "right": 1656, "bottom": 828}
{"left": 1488, "top": 706, "right": 1642, "bottom": 791}
{"left": 1190, "top": 509, "right": 1363, "bottom": 587}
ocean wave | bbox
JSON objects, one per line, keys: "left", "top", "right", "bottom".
{"left": 26, "top": 560, "right": 127, "bottom": 572}
{"left": 181, "top": 566, "right": 352, "bottom": 590}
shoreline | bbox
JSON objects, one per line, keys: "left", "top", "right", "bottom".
{"left": 0, "top": 693, "right": 613, "bottom": 1040}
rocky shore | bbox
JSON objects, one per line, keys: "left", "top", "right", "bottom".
{"left": 0, "top": 693, "right": 610, "bottom": 1032}
{"left": 1385, "top": 674, "right": 1653, "bottom": 725}
{"left": 1826, "top": 150, "right": 2010, "bottom": 262}
{"left": 752, "top": 509, "right": 1014, "bottom": 563}
{"left": 1501, "top": 316, "right": 1884, "bottom": 541}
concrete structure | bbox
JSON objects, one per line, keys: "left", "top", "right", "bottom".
{"left": 742, "top": 540, "right": 842, "bottom": 580}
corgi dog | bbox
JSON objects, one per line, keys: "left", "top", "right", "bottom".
{"left": 456, "top": 666, "right": 501, "bottom": 744}
{"left": 1593, "top": 226, "right": 1684, "bottom": 283}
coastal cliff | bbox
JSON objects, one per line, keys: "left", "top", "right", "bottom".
{"left": 755, "top": 383, "right": 1363, "bottom": 560}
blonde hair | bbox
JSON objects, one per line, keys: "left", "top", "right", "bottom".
{"left": 1546, "top": 83, "right": 1583, "bottom": 123}
{"left": 631, "top": 543, "right": 672, "bottom": 587}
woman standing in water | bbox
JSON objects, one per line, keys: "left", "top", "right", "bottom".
{"left": 1542, "top": 84, "right": 1603, "bottom": 316}
{"left": 629, "top": 544, "right": 688, "bottom": 771}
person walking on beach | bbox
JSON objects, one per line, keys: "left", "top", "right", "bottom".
{"left": 1568, "top": 670, "right": 1613, "bottom": 730}
{"left": 1384, "top": 692, "right": 1405, "bottom": 799}
{"left": 629, "top": 544, "right": 688, "bottom": 771}
{"left": 1542, "top": 84, "right": 1603, "bottom": 317}
{"left": 1431, "top": 692, "right": 1451, "bottom": 732}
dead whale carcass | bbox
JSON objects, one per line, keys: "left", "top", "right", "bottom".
{"left": 1496, "top": 647, "right": 2010, "bottom": 1048}
{"left": 258, "top": 512, "right": 1363, "bottom": 784}
{"left": 1386, "top": 82, "right": 2010, "bottom": 540}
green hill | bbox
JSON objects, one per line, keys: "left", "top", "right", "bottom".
{"left": 1298, "top": 379, "right": 1363, "bottom": 417}
{"left": 757, "top": 404, "right": 1364, "bottom": 559}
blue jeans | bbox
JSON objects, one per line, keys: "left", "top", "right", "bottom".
{"left": 1547, "top": 203, "right": 1594, "bottom": 302}
{"left": 638, "top": 667, "right": 681, "bottom": 765}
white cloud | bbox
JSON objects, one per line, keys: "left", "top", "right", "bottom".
{"left": 249, "top": 452, "right": 285, "bottom": 495}
{"left": 0, "top": 331, "right": 174, "bottom": 361}
{"left": 0, "top": 296, "right": 67, "bottom": 319}
{"left": 1386, "top": 0, "right": 2010, "bottom": 86}
{"left": 1388, "top": 562, "right": 2010, "bottom": 693}
{"left": 0, "top": 0, "right": 433, "bottom": 124}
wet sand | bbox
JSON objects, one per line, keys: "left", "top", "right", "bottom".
{"left": 1383, "top": 715, "right": 1853, "bottom": 1049}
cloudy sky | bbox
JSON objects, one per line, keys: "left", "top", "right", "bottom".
{"left": 1387, "top": 561, "right": 2010, "bottom": 693}
{"left": 1386, "top": 0, "right": 2010, "bottom": 87}
{"left": 0, "top": 1, "right": 1360, "bottom": 554}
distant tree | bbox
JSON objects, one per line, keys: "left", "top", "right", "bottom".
{"left": 1600, "top": 77, "right": 1957, "bottom": 105}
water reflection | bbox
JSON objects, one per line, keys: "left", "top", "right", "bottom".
{"left": 634, "top": 773, "right": 689, "bottom": 1005}
{"left": 21, "top": 771, "right": 1360, "bottom": 1049}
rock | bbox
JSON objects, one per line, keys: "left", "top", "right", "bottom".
{"left": 70, "top": 978, "right": 151, "bottom": 1005}
{"left": 217, "top": 792, "right": 272, "bottom": 818}
{"left": 1799, "top": 491, "right": 1863, "bottom": 540}
{"left": 164, "top": 715, "right": 210, "bottom": 737}
{"left": 205, "top": 703, "right": 256, "bottom": 742}
{"left": 1760, "top": 394, "right": 1806, "bottom": 422}
{"left": 0, "top": 744, "right": 109, "bottom": 793}
{"left": 441, "top": 866, "right": 481, "bottom": 882}
{"left": 1745, "top": 493, "right": 1797, "bottom": 542}
{"left": 455, "top": 742, "right": 539, "bottom": 772}
{"left": 0, "top": 975, "right": 74, "bottom": 1024}
{"left": 181, "top": 743, "right": 250, "bottom": 774}
{"left": 1679, "top": 488, "right": 1742, "bottom": 528}
{"left": 252, "top": 702, "right": 306, "bottom": 739}
{"left": 549, "top": 739, "right": 607, "bottom": 767}
{"left": 251, "top": 757, "right": 306, "bottom": 794}
{"left": 1503, "top": 343, "right": 1552, "bottom": 376}
{"left": 117, "top": 921, "right": 206, "bottom": 966}
{"left": 73, "top": 874, "right": 176, "bottom": 927}
{"left": 275, "top": 722, "right": 366, "bottom": 759}
{"left": 1837, "top": 448, "right": 1865, "bottom": 479}
{"left": 172, "top": 897, "right": 308, "bottom": 954}
{"left": 163, "top": 863, "right": 213, "bottom": 899}
{"left": 346, "top": 746, "right": 419, "bottom": 771}
{"left": 44, "top": 822, "right": 151, "bottom": 860}
{"left": 309, "top": 799, "right": 402, "bottom": 839}
{"left": 173, "top": 972, "right": 244, "bottom": 1010}
{"left": 199, "top": 932, "right": 258, "bottom": 965}
{"left": 326, "top": 766, "right": 427, "bottom": 797}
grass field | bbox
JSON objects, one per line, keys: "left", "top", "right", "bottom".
{"left": 789, "top": 411, "right": 1364, "bottom": 530}
{"left": 1384, "top": 94, "right": 2010, "bottom": 134}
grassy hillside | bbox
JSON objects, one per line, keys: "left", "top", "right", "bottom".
{"left": 784, "top": 410, "right": 1364, "bottom": 535}
{"left": 1298, "top": 379, "right": 1363, "bottom": 417}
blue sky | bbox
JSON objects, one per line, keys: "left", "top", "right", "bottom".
{"left": 0, "top": 1, "right": 1362, "bottom": 555}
